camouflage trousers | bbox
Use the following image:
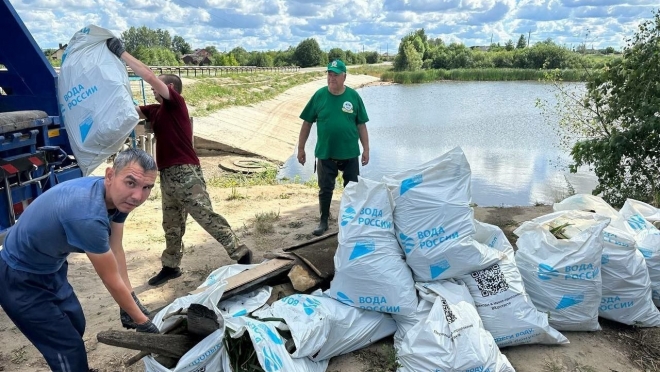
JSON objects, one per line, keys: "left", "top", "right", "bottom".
{"left": 159, "top": 164, "right": 247, "bottom": 268}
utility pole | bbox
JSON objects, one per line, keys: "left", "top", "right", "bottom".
{"left": 490, "top": 33, "right": 493, "bottom": 44}
{"left": 528, "top": 30, "right": 531, "bottom": 47}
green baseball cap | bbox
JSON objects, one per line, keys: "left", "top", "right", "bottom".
{"left": 327, "top": 59, "right": 346, "bottom": 73}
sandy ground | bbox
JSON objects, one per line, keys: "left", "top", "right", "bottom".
{"left": 0, "top": 153, "right": 656, "bottom": 372}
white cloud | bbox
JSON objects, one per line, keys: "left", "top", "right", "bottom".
{"left": 6, "top": 0, "right": 656, "bottom": 51}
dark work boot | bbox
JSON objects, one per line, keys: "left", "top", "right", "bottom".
{"left": 312, "top": 198, "right": 331, "bottom": 236}
{"left": 148, "top": 266, "right": 182, "bottom": 286}
{"left": 236, "top": 244, "right": 253, "bottom": 264}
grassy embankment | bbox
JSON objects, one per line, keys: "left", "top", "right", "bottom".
{"left": 184, "top": 70, "right": 325, "bottom": 116}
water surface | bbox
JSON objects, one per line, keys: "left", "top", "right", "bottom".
{"left": 278, "top": 81, "right": 597, "bottom": 207}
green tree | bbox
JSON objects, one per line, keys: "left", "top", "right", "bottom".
{"left": 172, "top": 35, "right": 192, "bottom": 55}
{"left": 293, "top": 38, "right": 323, "bottom": 67}
{"left": 229, "top": 47, "right": 250, "bottom": 66}
{"left": 328, "top": 48, "right": 346, "bottom": 63}
{"left": 121, "top": 26, "right": 171, "bottom": 54}
{"left": 505, "top": 39, "right": 514, "bottom": 51}
{"left": 204, "top": 46, "right": 219, "bottom": 55}
{"left": 213, "top": 53, "right": 239, "bottom": 66}
{"left": 250, "top": 52, "right": 274, "bottom": 67}
{"left": 133, "top": 46, "right": 178, "bottom": 66}
{"left": 542, "top": 10, "right": 660, "bottom": 206}
{"left": 516, "top": 34, "right": 527, "bottom": 49}
{"left": 364, "top": 51, "right": 380, "bottom": 64}
{"left": 394, "top": 30, "right": 428, "bottom": 70}
{"left": 274, "top": 46, "right": 295, "bottom": 66}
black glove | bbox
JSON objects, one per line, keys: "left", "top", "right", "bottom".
{"left": 132, "top": 291, "right": 150, "bottom": 316}
{"left": 106, "top": 37, "right": 126, "bottom": 59}
{"left": 136, "top": 319, "right": 160, "bottom": 334}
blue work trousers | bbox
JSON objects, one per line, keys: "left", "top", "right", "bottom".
{"left": 0, "top": 258, "right": 88, "bottom": 371}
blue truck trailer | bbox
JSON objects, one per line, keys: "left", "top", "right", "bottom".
{"left": 0, "top": 0, "right": 83, "bottom": 241}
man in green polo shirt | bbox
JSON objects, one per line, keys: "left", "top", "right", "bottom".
{"left": 297, "top": 59, "right": 370, "bottom": 236}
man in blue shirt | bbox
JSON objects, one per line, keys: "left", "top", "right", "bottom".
{"left": 0, "top": 148, "right": 160, "bottom": 372}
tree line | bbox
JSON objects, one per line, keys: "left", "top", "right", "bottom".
{"left": 110, "top": 26, "right": 381, "bottom": 67}
{"left": 394, "top": 29, "right": 618, "bottom": 71}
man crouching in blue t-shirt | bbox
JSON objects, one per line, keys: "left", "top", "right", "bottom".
{"left": 0, "top": 148, "right": 160, "bottom": 372}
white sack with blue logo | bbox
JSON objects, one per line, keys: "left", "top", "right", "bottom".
{"left": 621, "top": 199, "right": 660, "bottom": 223}
{"left": 254, "top": 290, "right": 396, "bottom": 362}
{"left": 514, "top": 210, "right": 609, "bottom": 331}
{"left": 383, "top": 147, "right": 503, "bottom": 281}
{"left": 58, "top": 25, "right": 139, "bottom": 176}
{"left": 396, "top": 281, "right": 514, "bottom": 372}
{"left": 619, "top": 199, "right": 660, "bottom": 306}
{"left": 225, "top": 317, "right": 329, "bottom": 372}
{"left": 553, "top": 197, "right": 660, "bottom": 326}
{"left": 143, "top": 280, "right": 232, "bottom": 372}
{"left": 460, "top": 220, "right": 568, "bottom": 346}
{"left": 325, "top": 176, "right": 417, "bottom": 315}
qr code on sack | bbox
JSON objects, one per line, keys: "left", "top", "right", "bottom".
{"left": 441, "top": 299, "right": 457, "bottom": 324}
{"left": 471, "top": 263, "right": 509, "bottom": 297}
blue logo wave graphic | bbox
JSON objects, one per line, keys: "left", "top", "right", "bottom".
{"left": 303, "top": 297, "right": 321, "bottom": 315}
{"left": 262, "top": 346, "right": 283, "bottom": 371}
{"left": 430, "top": 259, "right": 451, "bottom": 279}
{"left": 341, "top": 206, "right": 356, "bottom": 226}
{"left": 79, "top": 115, "right": 93, "bottom": 143}
{"left": 400, "top": 174, "right": 423, "bottom": 196}
{"left": 556, "top": 294, "right": 584, "bottom": 309}
{"left": 231, "top": 309, "right": 247, "bottom": 317}
{"left": 349, "top": 240, "right": 376, "bottom": 260}
{"left": 336, "top": 291, "right": 354, "bottom": 305}
{"left": 260, "top": 324, "right": 284, "bottom": 345}
{"left": 399, "top": 232, "right": 415, "bottom": 254}
{"left": 639, "top": 248, "right": 653, "bottom": 258}
{"left": 538, "top": 263, "right": 560, "bottom": 281}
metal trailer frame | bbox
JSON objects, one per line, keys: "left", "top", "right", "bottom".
{"left": 0, "top": 0, "right": 83, "bottom": 242}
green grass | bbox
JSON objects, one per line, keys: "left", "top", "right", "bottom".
{"left": 185, "top": 71, "right": 324, "bottom": 116}
{"left": 349, "top": 64, "right": 394, "bottom": 78}
{"left": 381, "top": 68, "right": 590, "bottom": 84}
{"left": 208, "top": 167, "right": 279, "bottom": 188}
{"left": 254, "top": 210, "right": 280, "bottom": 235}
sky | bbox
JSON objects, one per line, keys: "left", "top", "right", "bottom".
{"left": 9, "top": 0, "right": 658, "bottom": 53}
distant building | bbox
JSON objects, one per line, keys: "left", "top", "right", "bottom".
{"left": 182, "top": 49, "right": 212, "bottom": 66}
{"left": 50, "top": 43, "right": 67, "bottom": 61}
{"left": 470, "top": 46, "right": 490, "bottom": 52}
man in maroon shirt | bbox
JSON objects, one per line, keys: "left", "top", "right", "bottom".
{"left": 106, "top": 38, "right": 252, "bottom": 286}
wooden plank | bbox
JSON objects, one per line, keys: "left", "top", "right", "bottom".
{"left": 283, "top": 232, "right": 338, "bottom": 252}
{"left": 97, "top": 331, "right": 197, "bottom": 358}
{"left": 188, "top": 258, "right": 294, "bottom": 296}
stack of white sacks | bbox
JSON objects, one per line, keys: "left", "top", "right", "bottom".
{"left": 144, "top": 147, "right": 660, "bottom": 372}
{"left": 325, "top": 147, "right": 568, "bottom": 371}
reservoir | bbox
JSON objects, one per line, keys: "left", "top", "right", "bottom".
{"left": 278, "top": 80, "right": 597, "bottom": 207}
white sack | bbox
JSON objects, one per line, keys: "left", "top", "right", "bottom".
{"left": 254, "top": 291, "right": 396, "bottom": 362}
{"left": 620, "top": 199, "right": 660, "bottom": 306}
{"left": 325, "top": 176, "right": 417, "bottom": 315}
{"left": 383, "top": 147, "right": 502, "bottom": 281}
{"left": 226, "top": 317, "right": 329, "bottom": 372}
{"left": 598, "top": 227, "right": 660, "bottom": 326}
{"left": 396, "top": 281, "right": 514, "bottom": 372}
{"left": 144, "top": 281, "right": 231, "bottom": 372}
{"left": 514, "top": 210, "right": 608, "bottom": 331}
{"left": 553, "top": 194, "right": 619, "bottom": 219}
{"left": 219, "top": 286, "right": 272, "bottom": 318}
{"left": 553, "top": 196, "right": 660, "bottom": 326}
{"left": 58, "top": 25, "right": 139, "bottom": 176}
{"left": 460, "top": 220, "right": 568, "bottom": 346}
{"left": 622, "top": 199, "right": 660, "bottom": 223}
